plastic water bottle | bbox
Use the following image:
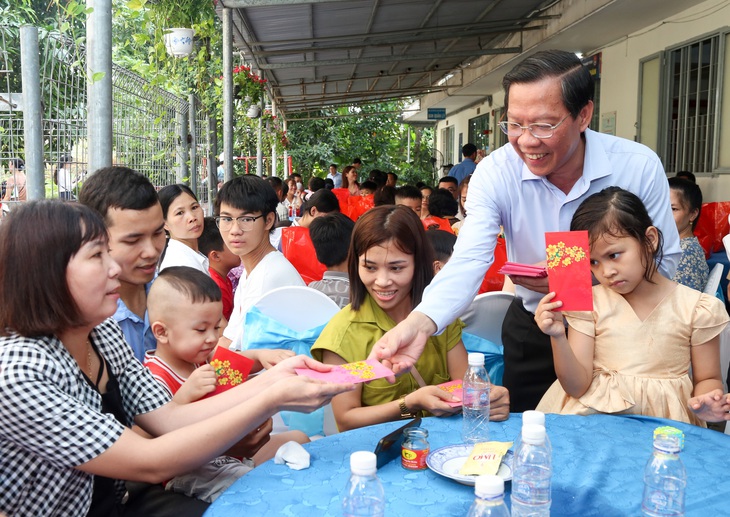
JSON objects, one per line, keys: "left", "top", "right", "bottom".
{"left": 641, "top": 430, "right": 686, "bottom": 516}
{"left": 511, "top": 424, "right": 551, "bottom": 517}
{"left": 462, "top": 352, "right": 491, "bottom": 443}
{"left": 467, "top": 475, "right": 511, "bottom": 517}
{"left": 513, "top": 411, "right": 552, "bottom": 468}
{"left": 342, "top": 451, "right": 385, "bottom": 517}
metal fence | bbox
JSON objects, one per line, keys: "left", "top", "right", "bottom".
{"left": 0, "top": 27, "right": 211, "bottom": 210}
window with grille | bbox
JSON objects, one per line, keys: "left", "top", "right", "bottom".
{"left": 441, "top": 126, "right": 454, "bottom": 165}
{"left": 665, "top": 35, "right": 719, "bottom": 173}
{"left": 468, "top": 114, "right": 490, "bottom": 153}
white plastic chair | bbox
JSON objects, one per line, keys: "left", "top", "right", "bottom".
{"left": 459, "top": 291, "right": 515, "bottom": 346}
{"left": 722, "top": 233, "right": 730, "bottom": 263}
{"left": 249, "top": 286, "right": 340, "bottom": 436}
{"left": 252, "top": 285, "right": 339, "bottom": 332}
{"left": 703, "top": 263, "right": 724, "bottom": 296}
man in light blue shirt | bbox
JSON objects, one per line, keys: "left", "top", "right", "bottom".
{"left": 449, "top": 143, "right": 478, "bottom": 185}
{"left": 80, "top": 166, "right": 166, "bottom": 362}
{"left": 370, "top": 50, "right": 681, "bottom": 412}
{"left": 327, "top": 164, "right": 342, "bottom": 188}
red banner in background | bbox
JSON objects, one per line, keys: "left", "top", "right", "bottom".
{"left": 695, "top": 202, "right": 730, "bottom": 259}
{"left": 478, "top": 236, "right": 507, "bottom": 294}
{"left": 281, "top": 226, "right": 326, "bottom": 284}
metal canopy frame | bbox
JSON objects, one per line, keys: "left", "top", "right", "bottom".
{"left": 218, "top": 0, "right": 558, "bottom": 117}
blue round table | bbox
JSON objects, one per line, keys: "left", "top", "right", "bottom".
{"left": 205, "top": 413, "right": 729, "bottom": 516}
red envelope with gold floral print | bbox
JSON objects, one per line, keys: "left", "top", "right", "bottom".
{"left": 207, "top": 347, "right": 255, "bottom": 396}
{"left": 545, "top": 231, "right": 593, "bottom": 311}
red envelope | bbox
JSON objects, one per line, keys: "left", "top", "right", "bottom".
{"left": 207, "top": 347, "right": 255, "bottom": 397}
{"left": 545, "top": 231, "right": 593, "bottom": 311}
{"left": 498, "top": 262, "right": 547, "bottom": 278}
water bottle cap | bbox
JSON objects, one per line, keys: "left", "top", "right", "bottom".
{"left": 474, "top": 475, "right": 504, "bottom": 498}
{"left": 522, "top": 410, "right": 545, "bottom": 427}
{"left": 521, "top": 423, "right": 546, "bottom": 445}
{"left": 350, "top": 451, "right": 377, "bottom": 475}
{"left": 467, "top": 352, "right": 485, "bottom": 366}
{"left": 653, "top": 426, "right": 684, "bottom": 451}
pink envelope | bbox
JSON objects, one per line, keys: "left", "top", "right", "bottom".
{"left": 545, "top": 231, "right": 593, "bottom": 311}
{"left": 437, "top": 379, "right": 463, "bottom": 407}
{"left": 498, "top": 262, "right": 547, "bottom": 278}
{"left": 295, "top": 359, "right": 394, "bottom": 384}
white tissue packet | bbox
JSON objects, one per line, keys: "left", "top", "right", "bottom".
{"left": 274, "top": 440, "right": 311, "bottom": 470}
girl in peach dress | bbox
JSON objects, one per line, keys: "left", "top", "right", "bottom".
{"left": 535, "top": 187, "right": 730, "bottom": 426}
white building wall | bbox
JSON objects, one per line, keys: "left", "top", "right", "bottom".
{"left": 434, "top": 0, "right": 730, "bottom": 199}
{"left": 598, "top": 0, "right": 730, "bottom": 200}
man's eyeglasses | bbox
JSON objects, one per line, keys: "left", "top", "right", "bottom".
{"left": 498, "top": 113, "right": 571, "bottom": 139}
{"left": 214, "top": 214, "right": 264, "bottom": 231}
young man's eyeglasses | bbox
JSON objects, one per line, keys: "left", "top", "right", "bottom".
{"left": 498, "top": 113, "right": 571, "bottom": 139}
{"left": 215, "top": 214, "right": 264, "bottom": 231}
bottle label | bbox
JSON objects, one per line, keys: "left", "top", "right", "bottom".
{"left": 401, "top": 447, "right": 429, "bottom": 470}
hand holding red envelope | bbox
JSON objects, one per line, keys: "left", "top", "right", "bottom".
{"left": 545, "top": 231, "right": 594, "bottom": 311}
{"left": 206, "top": 346, "right": 255, "bottom": 397}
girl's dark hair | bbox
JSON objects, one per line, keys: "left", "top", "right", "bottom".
{"left": 9, "top": 157, "right": 24, "bottom": 170}
{"left": 502, "top": 49, "right": 594, "bottom": 118}
{"left": 570, "top": 187, "right": 663, "bottom": 282}
{"left": 0, "top": 200, "right": 109, "bottom": 337}
{"left": 348, "top": 205, "right": 434, "bottom": 311}
{"left": 668, "top": 177, "right": 703, "bottom": 231}
{"left": 158, "top": 183, "right": 199, "bottom": 219}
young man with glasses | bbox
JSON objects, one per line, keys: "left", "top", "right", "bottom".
{"left": 215, "top": 175, "right": 304, "bottom": 353}
{"left": 370, "top": 49, "right": 681, "bottom": 412}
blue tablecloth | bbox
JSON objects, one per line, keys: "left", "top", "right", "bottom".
{"left": 205, "top": 414, "right": 729, "bottom": 516}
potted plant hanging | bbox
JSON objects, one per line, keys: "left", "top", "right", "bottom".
{"left": 231, "top": 65, "right": 267, "bottom": 117}
{"left": 137, "top": 0, "right": 215, "bottom": 58}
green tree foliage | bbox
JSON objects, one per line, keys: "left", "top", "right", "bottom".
{"left": 287, "top": 103, "right": 434, "bottom": 184}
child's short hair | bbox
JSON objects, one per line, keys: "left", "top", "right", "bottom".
{"left": 359, "top": 180, "right": 377, "bottom": 193}
{"left": 395, "top": 185, "right": 423, "bottom": 203}
{"left": 154, "top": 266, "right": 222, "bottom": 305}
{"left": 198, "top": 217, "right": 224, "bottom": 257}
{"left": 373, "top": 186, "right": 396, "bottom": 207}
{"left": 571, "top": 186, "right": 663, "bottom": 282}
{"left": 309, "top": 212, "right": 355, "bottom": 267}
{"left": 668, "top": 177, "right": 703, "bottom": 231}
{"left": 426, "top": 229, "right": 457, "bottom": 263}
{"left": 428, "top": 188, "right": 459, "bottom": 217}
